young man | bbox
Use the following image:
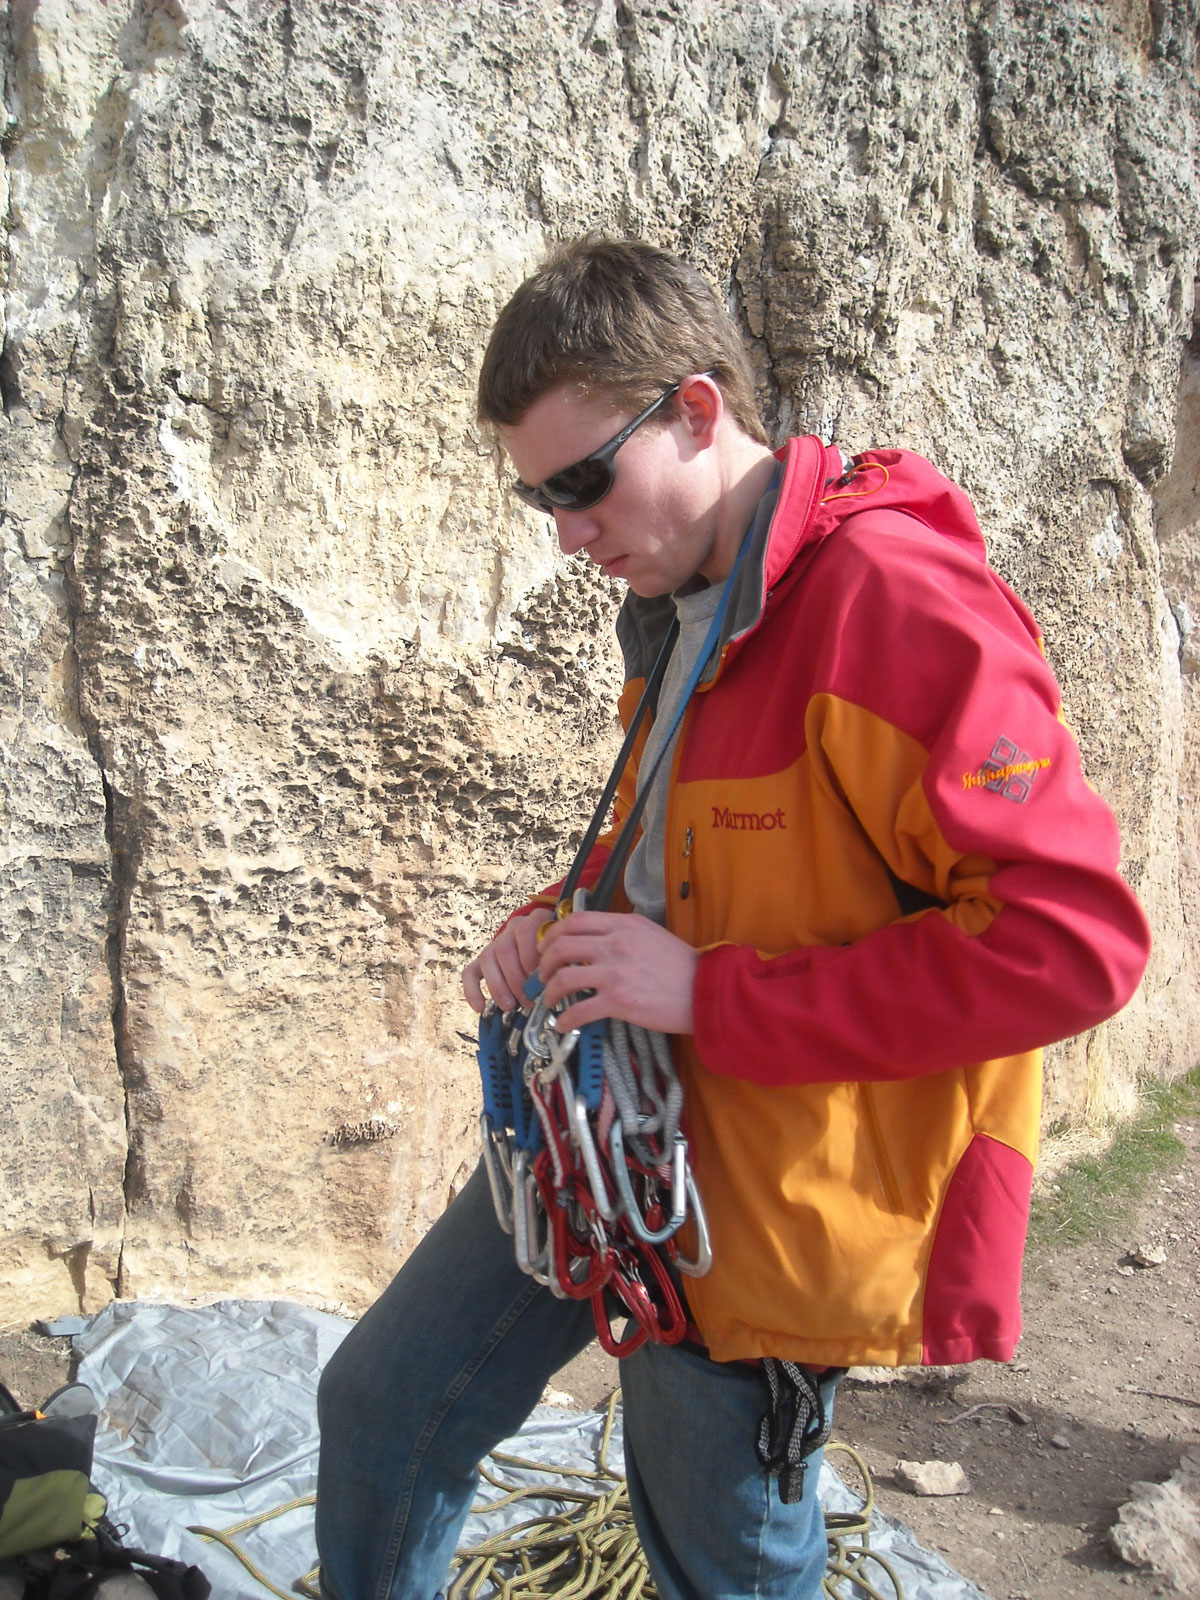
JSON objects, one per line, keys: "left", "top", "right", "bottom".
{"left": 316, "top": 239, "right": 1151, "bottom": 1600}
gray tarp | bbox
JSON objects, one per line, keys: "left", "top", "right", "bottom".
{"left": 45, "top": 1300, "right": 992, "bottom": 1600}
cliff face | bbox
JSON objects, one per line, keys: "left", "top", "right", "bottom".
{"left": 2, "top": 0, "right": 1197, "bottom": 1320}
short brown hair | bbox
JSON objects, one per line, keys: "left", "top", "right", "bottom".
{"left": 477, "top": 237, "right": 768, "bottom": 444}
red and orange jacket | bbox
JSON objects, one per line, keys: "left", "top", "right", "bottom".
{"left": 523, "top": 435, "right": 1151, "bottom": 1368}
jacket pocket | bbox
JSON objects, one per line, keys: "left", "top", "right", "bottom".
{"left": 859, "top": 1082, "right": 903, "bottom": 1214}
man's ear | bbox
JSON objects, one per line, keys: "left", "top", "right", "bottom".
{"left": 675, "top": 372, "right": 723, "bottom": 449}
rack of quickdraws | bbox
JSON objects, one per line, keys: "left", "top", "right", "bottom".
{"left": 476, "top": 888, "right": 711, "bottom": 1357}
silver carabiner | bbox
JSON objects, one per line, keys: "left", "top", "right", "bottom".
{"left": 529, "top": 1021, "right": 578, "bottom": 1101}
{"left": 479, "top": 1113, "right": 514, "bottom": 1235}
{"left": 669, "top": 1134, "right": 688, "bottom": 1226}
{"left": 548, "top": 1020, "right": 580, "bottom": 1073}
{"left": 512, "top": 1149, "right": 562, "bottom": 1293}
{"left": 512, "top": 1150, "right": 541, "bottom": 1270}
{"left": 526, "top": 884, "right": 592, "bottom": 1062}
{"left": 608, "top": 1120, "right": 684, "bottom": 1246}
{"left": 569, "top": 1094, "right": 617, "bottom": 1221}
{"left": 523, "top": 993, "right": 558, "bottom": 1062}
{"left": 673, "top": 1165, "right": 713, "bottom": 1278}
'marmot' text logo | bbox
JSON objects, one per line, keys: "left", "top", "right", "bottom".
{"left": 711, "top": 806, "right": 787, "bottom": 831}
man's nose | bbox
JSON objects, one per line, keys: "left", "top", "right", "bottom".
{"left": 553, "top": 509, "right": 599, "bottom": 557}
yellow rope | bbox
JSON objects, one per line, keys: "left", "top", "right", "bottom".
{"left": 446, "top": 1396, "right": 903, "bottom": 1600}
{"left": 821, "top": 1442, "right": 904, "bottom": 1600}
{"left": 186, "top": 1394, "right": 902, "bottom": 1600}
{"left": 188, "top": 1492, "right": 318, "bottom": 1600}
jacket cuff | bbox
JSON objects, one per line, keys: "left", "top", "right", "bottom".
{"left": 691, "top": 943, "right": 745, "bottom": 1074}
{"left": 496, "top": 896, "right": 557, "bottom": 938}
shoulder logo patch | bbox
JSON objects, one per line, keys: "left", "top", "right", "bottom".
{"left": 962, "top": 736, "right": 1050, "bottom": 803}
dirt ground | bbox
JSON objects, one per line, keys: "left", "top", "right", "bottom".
{"left": 2, "top": 1115, "right": 1196, "bottom": 1599}
{"left": 554, "top": 1111, "right": 1200, "bottom": 1600}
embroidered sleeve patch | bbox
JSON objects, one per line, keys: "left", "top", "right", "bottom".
{"left": 962, "top": 736, "right": 1051, "bottom": 803}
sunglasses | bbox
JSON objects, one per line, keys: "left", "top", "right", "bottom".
{"left": 511, "top": 379, "right": 690, "bottom": 515}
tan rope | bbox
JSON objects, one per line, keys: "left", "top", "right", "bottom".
{"left": 188, "top": 1492, "right": 317, "bottom": 1600}
{"left": 187, "top": 1395, "right": 902, "bottom": 1600}
{"left": 447, "top": 1396, "right": 904, "bottom": 1600}
{"left": 448, "top": 1393, "right": 650, "bottom": 1600}
{"left": 821, "top": 1442, "right": 904, "bottom": 1599}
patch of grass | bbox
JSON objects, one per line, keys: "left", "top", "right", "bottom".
{"left": 1028, "top": 1065, "right": 1200, "bottom": 1255}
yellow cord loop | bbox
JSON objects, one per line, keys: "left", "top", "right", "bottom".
{"left": 821, "top": 459, "right": 891, "bottom": 503}
{"left": 188, "top": 1396, "right": 903, "bottom": 1600}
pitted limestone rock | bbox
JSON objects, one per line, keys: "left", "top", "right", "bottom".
{"left": 1, "top": 0, "right": 1197, "bottom": 1318}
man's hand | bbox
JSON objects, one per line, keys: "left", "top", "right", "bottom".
{"left": 536, "top": 910, "right": 698, "bottom": 1036}
{"left": 462, "top": 906, "right": 554, "bottom": 1013}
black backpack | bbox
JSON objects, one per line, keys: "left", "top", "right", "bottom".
{"left": 0, "top": 1380, "right": 210, "bottom": 1600}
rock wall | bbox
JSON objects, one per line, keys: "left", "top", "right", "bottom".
{"left": 2, "top": 0, "right": 1197, "bottom": 1320}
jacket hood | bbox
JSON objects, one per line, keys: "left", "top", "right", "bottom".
{"left": 615, "top": 437, "right": 988, "bottom": 689}
{"left": 808, "top": 443, "right": 989, "bottom": 568}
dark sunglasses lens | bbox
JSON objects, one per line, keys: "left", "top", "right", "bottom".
{"left": 541, "top": 457, "right": 614, "bottom": 511}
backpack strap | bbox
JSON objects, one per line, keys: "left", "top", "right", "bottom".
{"left": 86, "top": 1521, "right": 210, "bottom": 1600}
{"left": 31, "top": 1520, "right": 211, "bottom": 1600}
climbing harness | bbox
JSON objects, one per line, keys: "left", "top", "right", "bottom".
{"left": 477, "top": 530, "right": 755, "bottom": 1354}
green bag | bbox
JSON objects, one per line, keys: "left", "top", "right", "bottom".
{"left": 0, "top": 1380, "right": 101, "bottom": 1562}
{"left": 0, "top": 1378, "right": 211, "bottom": 1599}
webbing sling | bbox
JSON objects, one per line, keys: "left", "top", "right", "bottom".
{"left": 755, "top": 1360, "right": 843, "bottom": 1506}
{"left": 556, "top": 616, "right": 679, "bottom": 914}
{"left": 583, "top": 527, "right": 752, "bottom": 912}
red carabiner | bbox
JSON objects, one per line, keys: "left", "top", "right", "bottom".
{"left": 629, "top": 1235, "right": 689, "bottom": 1346}
{"left": 551, "top": 1192, "right": 612, "bottom": 1300}
{"left": 531, "top": 1151, "right": 613, "bottom": 1303}
{"left": 591, "top": 1285, "right": 649, "bottom": 1358}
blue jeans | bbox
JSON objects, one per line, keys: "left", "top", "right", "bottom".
{"left": 315, "top": 1162, "right": 834, "bottom": 1600}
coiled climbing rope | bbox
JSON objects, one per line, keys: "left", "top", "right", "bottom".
{"left": 190, "top": 1397, "right": 903, "bottom": 1600}
{"left": 444, "top": 1398, "right": 905, "bottom": 1600}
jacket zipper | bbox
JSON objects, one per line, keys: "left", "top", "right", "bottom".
{"left": 674, "top": 824, "right": 697, "bottom": 944}
{"left": 860, "top": 1083, "right": 903, "bottom": 1214}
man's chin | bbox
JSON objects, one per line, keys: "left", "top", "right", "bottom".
{"left": 625, "top": 574, "right": 672, "bottom": 599}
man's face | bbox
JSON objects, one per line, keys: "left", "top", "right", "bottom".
{"left": 497, "top": 382, "right": 717, "bottom": 598}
